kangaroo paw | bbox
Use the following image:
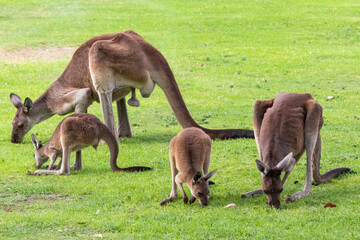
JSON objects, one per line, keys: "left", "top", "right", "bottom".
{"left": 183, "top": 196, "right": 189, "bottom": 204}
{"left": 189, "top": 197, "right": 196, "bottom": 204}
{"left": 312, "top": 181, "right": 319, "bottom": 186}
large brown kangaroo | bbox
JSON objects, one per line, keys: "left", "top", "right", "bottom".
{"left": 160, "top": 127, "right": 217, "bottom": 206}
{"left": 27, "top": 113, "right": 151, "bottom": 175}
{"left": 241, "top": 93, "right": 351, "bottom": 208}
{"left": 10, "top": 30, "right": 254, "bottom": 144}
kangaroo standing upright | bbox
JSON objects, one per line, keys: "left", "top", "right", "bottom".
{"left": 242, "top": 93, "right": 351, "bottom": 208}
{"left": 160, "top": 127, "right": 217, "bottom": 206}
{"left": 28, "top": 113, "right": 151, "bottom": 175}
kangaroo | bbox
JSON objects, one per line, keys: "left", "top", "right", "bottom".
{"left": 160, "top": 127, "right": 217, "bottom": 206}
{"left": 27, "top": 113, "right": 151, "bottom": 175}
{"left": 10, "top": 30, "right": 254, "bottom": 146}
{"left": 241, "top": 93, "right": 351, "bottom": 208}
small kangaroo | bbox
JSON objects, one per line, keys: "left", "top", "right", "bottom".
{"left": 160, "top": 127, "right": 217, "bottom": 206}
{"left": 28, "top": 113, "right": 151, "bottom": 175}
{"left": 242, "top": 93, "right": 351, "bottom": 208}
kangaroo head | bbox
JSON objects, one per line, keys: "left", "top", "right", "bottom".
{"left": 31, "top": 134, "right": 48, "bottom": 168}
{"left": 190, "top": 169, "right": 217, "bottom": 206}
{"left": 10, "top": 93, "right": 34, "bottom": 143}
{"left": 256, "top": 153, "right": 295, "bottom": 209}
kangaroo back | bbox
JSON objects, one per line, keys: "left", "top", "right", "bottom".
{"left": 172, "top": 127, "right": 211, "bottom": 174}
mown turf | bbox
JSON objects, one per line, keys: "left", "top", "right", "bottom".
{"left": 0, "top": 0, "right": 359, "bottom": 239}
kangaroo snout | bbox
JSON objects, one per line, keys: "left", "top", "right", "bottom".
{"left": 11, "top": 135, "right": 22, "bottom": 143}
{"left": 269, "top": 200, "right": 280, "bottom": 209}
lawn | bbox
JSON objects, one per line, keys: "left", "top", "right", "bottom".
{"left": 0, "top": 0, "right": 359, "bottom": 239}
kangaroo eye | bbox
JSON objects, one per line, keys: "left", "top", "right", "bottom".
{"left": 198, "top": 192, "right": 203, "bottom": 196}
{"left": 18, "top": 123, "right": 24, "bottom": 128}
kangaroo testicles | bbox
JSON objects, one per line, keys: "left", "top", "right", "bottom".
{"left": 160, "top": 127, "right": 217, "bottom": 206}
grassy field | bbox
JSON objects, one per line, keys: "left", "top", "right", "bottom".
{"left": 1, "top": 0, "right": 359, "bottom": 239}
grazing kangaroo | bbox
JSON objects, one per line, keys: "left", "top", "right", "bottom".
{"left": 160, "top": 127, "right": 217, "bottom": 206}
{"left": 28, "top": 113, "right": 151, "bottom": 175}
{"left": 10, "top": 30, "right": 254, "bottom": 145}
{"left": 241, "top": 93, "right": 351, "bottom": 208}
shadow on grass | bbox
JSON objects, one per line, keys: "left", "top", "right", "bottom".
{"left": 119, "top": 133, "right": 175, "bottom": 145}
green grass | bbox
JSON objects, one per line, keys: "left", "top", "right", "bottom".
{"left": 1, "top": 0, "right": 359, "bottom": 239}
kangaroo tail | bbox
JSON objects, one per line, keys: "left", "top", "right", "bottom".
{"left": 200, "top": 128, "right": 254, "bottom": 139}
{"left": 155, "top": 64, "right": 254, "bottom": 140}
{"left": 312, "top": 167, "right": 351, "bottom": 184}
{"left": 99, "top": 123, "right": 151, "bottom": 172}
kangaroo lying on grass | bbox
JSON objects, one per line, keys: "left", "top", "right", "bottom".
{"left": 160, "top": 127, "right": 217, "bottom": 206}
{"left": 242, "top": 93, "right": 351, "bottom": 208}
{"left": 27, "top": 113, "right": 151, "bottom": 175}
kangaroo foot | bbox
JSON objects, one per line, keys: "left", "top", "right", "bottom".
{"left": 241, "top": 189, "right": 263, "bottom": 198}
{"left": 27, "top": 170, "right": 70, "bottom": 175}
{"left": 159, "top": 196, "right": 175, "bottom": 206}
{"left": 285, "top": 190, "right": 312, "bottom": 203}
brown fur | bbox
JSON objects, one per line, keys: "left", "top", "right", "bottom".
{"left": 28, "top": 113, "right": 150, "bottom": 175}
{"left": 242, "top": 93, "right": 350, "bottom": 208}
{"left": 159, "top": 127, "right": 217, "bottom": 206}
{"left": 10, "top": 30, "right": 253, "bottom": 145}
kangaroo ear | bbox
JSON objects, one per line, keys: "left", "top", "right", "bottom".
{"left": 192, "top": 171, "right": 202, "bottom": 184}
{"left": 255, "top": 159, "right": 270, "bottom": 176}
{"left": 10, "top": 93, "right": 23, "bottom": 109}
{"left": 31, "top": 134, "right": 41, "bottom": 149}
{"left": 276, "top": 152, "right": 296, "bottom": 172}
{"left": 23, "top": 97, "right": 33, "bottom": 113}
{"left": 203, "top": 169, "right": 217, "bottom": 181}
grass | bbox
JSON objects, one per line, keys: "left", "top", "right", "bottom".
{"left": 1, "top": 0, "right": 359, "bottom": 239}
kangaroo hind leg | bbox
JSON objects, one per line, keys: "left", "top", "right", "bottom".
{"left": 286, "top": 99, "right": 322, "bottom": 203}
{"left": 159, "top": 152, "right": 178, "bottom": 206}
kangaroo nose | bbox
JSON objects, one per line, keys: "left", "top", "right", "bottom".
{"left": 270, "top": 201, "right": 280, "bottom": 209}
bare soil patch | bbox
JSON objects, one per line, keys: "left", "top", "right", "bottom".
{"left": 23, "top": 194, "right": 72, "bottom": 203}
{"left": 0, "top": 47, "right": 76, "bottom": 62}
{"left": 0, "top": 193, "right": 72, "bottom": 212}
